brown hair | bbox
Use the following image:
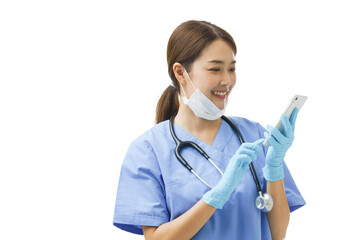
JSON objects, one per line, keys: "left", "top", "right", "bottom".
{"left": 155, "top": 20, "right": 237, "bottom": 124}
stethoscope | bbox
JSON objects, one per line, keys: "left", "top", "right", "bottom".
{"left": 169, "top": 115, "right": 273, "bottom": 212}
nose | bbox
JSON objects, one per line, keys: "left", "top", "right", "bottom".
{"left": 220, "top": 71, "right": 232, "bottom": 87}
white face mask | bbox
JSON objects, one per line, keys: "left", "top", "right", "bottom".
{"left": 181, "top": 69, "right": 226, "bottom": 120}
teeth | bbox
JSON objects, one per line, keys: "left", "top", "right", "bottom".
{"left": 213, "top": 91, "right": 227, "bottom": 96}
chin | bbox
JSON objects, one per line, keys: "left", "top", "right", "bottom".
{"left": 215, "top": 102, "right": 226, "bottom": 110}
{"left": 216, "top": 99, "right": 228, "bottom": 110}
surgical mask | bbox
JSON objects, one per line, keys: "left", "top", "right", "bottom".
{"left": 181, "top": 69, "right": 226, "bottom": 120}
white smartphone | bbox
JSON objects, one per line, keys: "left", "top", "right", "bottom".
{"left": 263, "top": 95, "right": 308, "bottom": 146}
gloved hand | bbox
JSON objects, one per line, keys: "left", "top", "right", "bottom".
{"left": 263, "top": 108, "right": 298, "bottom": 182}
{"left": 202, "top": 138, "right": 265, "bottom": 209}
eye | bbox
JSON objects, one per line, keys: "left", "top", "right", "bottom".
{"left": 210, "top": 68, "right": 220, "bottom": 72}
{"left": 229, "top": 68, "right": 236, "bottom": 72}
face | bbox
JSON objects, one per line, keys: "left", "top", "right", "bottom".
{"left": 182, "top": 40, "right": 236, "bottom": 110}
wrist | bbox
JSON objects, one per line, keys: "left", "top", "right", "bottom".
{"left": 202, "top": 176, "right": 234, "bottom": 209}
{"left": 263, "top": 164, "right": 284, "bottom": 182}
{"left": 202, "top": 187, "right": 231, "bottom": 209}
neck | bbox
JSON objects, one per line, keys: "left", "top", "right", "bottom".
{"left": 174, "top": 104, "right": 222, "bottom": 145}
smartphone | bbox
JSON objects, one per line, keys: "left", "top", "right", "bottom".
{"left": 263, "top": 95, "right": 308, "bottom": 146}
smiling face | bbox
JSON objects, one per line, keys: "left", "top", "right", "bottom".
{"left": 181, "top": 40, "right": 236, "bottom": 110}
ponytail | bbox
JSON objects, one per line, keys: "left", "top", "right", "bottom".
{"left": 155, "top": 85, "right": 179, "bottom": 124}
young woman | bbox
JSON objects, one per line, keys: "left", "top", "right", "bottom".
{"left": 113, "top": 20, "right": 305, "bottom": 240}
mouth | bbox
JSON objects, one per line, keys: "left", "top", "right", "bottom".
{"left": 212, "top": 90, "right": 229, "bottom": 100}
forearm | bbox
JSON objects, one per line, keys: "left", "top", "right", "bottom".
{"left": 266, "top": 179, "right": 290, "bottom": 240}
{"left": 144, "top": 199, "right": 216, "bottom": 240}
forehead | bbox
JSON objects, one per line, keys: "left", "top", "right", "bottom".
{"left": 196, "top": 40, "right": 236, "bottom": 64}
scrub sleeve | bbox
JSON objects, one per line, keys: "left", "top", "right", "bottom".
{"left": 113, "top": 139, "right": 169, "bottom": 235}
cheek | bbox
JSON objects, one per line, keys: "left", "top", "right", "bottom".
{"left": 231, "top": 75, "right": 237, "bottom": 87}
{"left": 200, "top": 74, "right": 219, "bottom": 89}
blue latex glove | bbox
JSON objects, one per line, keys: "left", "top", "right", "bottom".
{"left": 202, "top": 138, "right": 265, "bottom": 209}
{"left": 263, "top": 108, "right": 298, "bottom": 182}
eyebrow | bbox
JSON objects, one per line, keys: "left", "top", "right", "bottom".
{"left": 207, "top": 60, "right": 236, "bottom": 64}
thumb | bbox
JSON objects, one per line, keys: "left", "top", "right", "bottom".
{"left": 251, "top": 138, "right": 265, "bottom": 154}
{"left": 254, "top": 138, "right": 265, "bottom": 146}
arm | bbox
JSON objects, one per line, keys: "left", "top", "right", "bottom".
{"left": 262, "top": 110, "right": 299, "bottom": 239}
{"left": 266, "top": 179, "right": 290, "bottom": 240}
{"left": 142, "top": 199, "right": 215, "bottom": 240}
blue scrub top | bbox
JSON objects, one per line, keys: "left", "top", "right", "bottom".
{"left": 113, "top": 116, "right": 306, "bottom": 239}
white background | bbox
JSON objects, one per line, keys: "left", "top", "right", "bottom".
{"left": 1, "top": 0, "right": 359, "bottom": 239}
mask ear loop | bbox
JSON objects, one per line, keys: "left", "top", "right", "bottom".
{"left": 183, "top": 68, "right": 196, "bottom": 90}
{"left": 179, "top": 82, "right": 188, "bottom": 99}
{"left": 180, "top": 68, "right": 196, "bottom": 103}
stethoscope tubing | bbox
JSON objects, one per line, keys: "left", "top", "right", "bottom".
{"left": 169, "top": 115, "right": 263, "bottom": 194}
{"left": 220, "top": 116, "right": 263, "bottom": 194}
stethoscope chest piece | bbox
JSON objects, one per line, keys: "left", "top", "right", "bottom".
{"left": 255, "top": 192, "right": 273, "bottom": 212}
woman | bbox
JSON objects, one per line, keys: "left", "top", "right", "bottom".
{"left": 113, "top": 20, "right": 305, "bottom": 240}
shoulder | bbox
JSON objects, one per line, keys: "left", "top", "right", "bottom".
{"left": 227, "top": 115, "right": 258, "bottom": 127}
{"left": 128, "top": 120, "right": 172, "bottom": 153}
{"left": 225, "top": 116, "right": 267, "bottom": 142}
{"left": 226, "top": 116, "right": 265, "bottom": 132}
{"left": 122, "top": 120, "right": 172, "bottom": 172}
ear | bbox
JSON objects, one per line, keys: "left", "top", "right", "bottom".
{"left": 173, "top": 63, "right": 187, "bottom": 86}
